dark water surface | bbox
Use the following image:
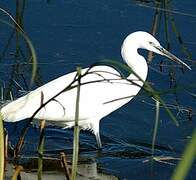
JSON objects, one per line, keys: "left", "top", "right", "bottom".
{"left": 0, "top": 0, "right": 196, "bottom": 179}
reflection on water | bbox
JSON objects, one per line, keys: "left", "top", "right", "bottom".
{"left": 5, "top": 160, "right": 118, "bottom": 180}
{"left": 5, "top": 124, "right": 180, "bottom": 179}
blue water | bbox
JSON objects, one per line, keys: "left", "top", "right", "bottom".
{"left": 0, "top": 0, "right": 196, "bottom": 179}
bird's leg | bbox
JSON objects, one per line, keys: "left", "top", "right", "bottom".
{"left": 95, "top": 131, "right": 102, "bottom": 149}
{"left": 91, "top": 120, "right": 102, "bottom": 149}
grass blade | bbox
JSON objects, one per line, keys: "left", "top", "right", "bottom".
{"left": 0, "top": 113, "right": 4, "bottom": 180}
{"left": 172, "top": 129, "right": 196, "bottom": 180}
{"left": 152, "top": 100, "right": 160, "bottom": 156}
{"left": 71, "top": 67, "right": 81, "bottom": 180}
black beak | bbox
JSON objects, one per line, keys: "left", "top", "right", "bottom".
{"left": 156, "top": 46, "right": 191, "bottom": 70}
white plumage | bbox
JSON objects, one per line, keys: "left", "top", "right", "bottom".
{"left": 0, "top": 31, "right": 191, "bottom": 148}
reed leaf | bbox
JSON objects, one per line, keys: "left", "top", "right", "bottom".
{"left": 0, "top": 113, "right": 4, "bottom": 180}
{"left": 71, "top": 67, "right": 81, "bottom": 180}
{"left": 172, "top": 129, "right": 196, "bottom": 180}
{"left": 152, "top": 100, "right": 160, "bottom": 156}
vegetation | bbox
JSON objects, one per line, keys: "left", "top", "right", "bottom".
{"left": 172, "top": 130, "right": 196, "bottom": 180}
{"left": 0, "top": 113, "right": 4, "bottom": 180}
{"left": 0, "top": 1, "right": 195, "bottom": 180}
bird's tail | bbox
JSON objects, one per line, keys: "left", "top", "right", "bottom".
{"left": 0, "top": 96, "right": 31, "bottom": 122}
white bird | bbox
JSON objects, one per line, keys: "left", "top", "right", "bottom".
{"left": 0, "top": 31, "right": 191, "bottom": 148}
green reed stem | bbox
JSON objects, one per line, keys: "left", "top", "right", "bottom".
{"left": 152, "top": 100, "right": 160, "bottom": 156}
{"left": 0, "top": 113, "right": 4, "bottom": 180}
{"left": 172, "top": 129, "right": 196, "bottom": 180}
{"left": 71, "top": 67, "right": 81, "bottom": 180}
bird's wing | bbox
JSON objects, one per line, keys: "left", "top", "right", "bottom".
{"left": 1, "top": 65, "right": 140, "bottom": 123}
{"left": 1, "top": 67, "right": 87, "bottom": 122}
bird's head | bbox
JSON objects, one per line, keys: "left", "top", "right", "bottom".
{"left": 122, "top": 31, "right": 191, "bottom": 70}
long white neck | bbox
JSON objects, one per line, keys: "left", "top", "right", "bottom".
{"left": 121, "top": 39, "right": 148, "bottom": 82}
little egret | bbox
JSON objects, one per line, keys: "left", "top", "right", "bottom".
{"left": 0, "top": 31, "right": 191, "bottom": 148}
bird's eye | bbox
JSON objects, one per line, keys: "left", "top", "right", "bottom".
{"left": 149, "top": 41, "right": 154, "bottom": 45}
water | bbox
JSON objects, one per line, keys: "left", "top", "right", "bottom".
{"left": 0, "top": 0, "right": 196, "bottom": 179}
